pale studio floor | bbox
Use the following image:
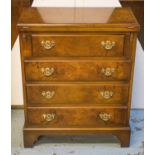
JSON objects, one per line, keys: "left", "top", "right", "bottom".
{"left": 11, "top": 110, "right": 144, "bottom": 155}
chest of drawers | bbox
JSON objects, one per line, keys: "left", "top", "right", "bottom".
{"left": 18, "top": 7, "right": 139, "bottom": 147}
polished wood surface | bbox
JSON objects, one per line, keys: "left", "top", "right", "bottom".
{"left": 18, "top": 7, "right": 137, "bottom": 24}
{"left": 32, "top": 34, "right": 125, "bottom": 57}
{"left": 26, "top": 83, "right": 129, "bottom": 106}
{"left": 18, "top": 7, "right": 139, "bottom": 147}
{"left": 24, "top": 127, "right": 131, "bottom": 147}
{"left": 26, "top": 107, "right": 128, "bottom": 127}
{"left": 11, "top": 0, "right": 143, "bottom": 48}
{"left": 25, "top": 60, "right": 131, "bottom": 81}
{"left": 18, "top": 7, "right": 139, "bottom": 32}
{"left": 20, "top": 32, "right": 131, "bottom": 57}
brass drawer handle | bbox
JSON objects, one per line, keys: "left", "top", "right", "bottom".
{"left": 100, "top": 90, "right": 113, "bottom": 99}
{"left": 42, "top": 113, "right": 55, "bottom": 122}
{"left": 99, "top": 113, "right": 111, "bottom": 121}
{"left": 101, "top": 67, "right": 115, "bottom": 76}
{"left": 101, "top": 40, "right": 115, "bottom": 50}
{"left": 42, "top": 91, "right": 55, "bottom": 99}
{"left": 41, "top": 67, "right": 55, "bottom": 77}
{"left": 41, "top": 40, "right": 55, "bottom": 50}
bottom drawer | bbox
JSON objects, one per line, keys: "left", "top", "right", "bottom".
{"left": 26, "top": 107, "right": 128, "bottom": 128}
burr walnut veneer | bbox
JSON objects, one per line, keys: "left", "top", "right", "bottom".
{"left": 18, "top": 7, "right": 139, "bottom": 147}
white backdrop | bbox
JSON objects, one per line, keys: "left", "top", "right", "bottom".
{"left": 11, "top": 0, "right": 144, "bottom": 108}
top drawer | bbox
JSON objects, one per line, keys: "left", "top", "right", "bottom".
{"left": 31, "top": 34, "right": 126, "bottom": 57}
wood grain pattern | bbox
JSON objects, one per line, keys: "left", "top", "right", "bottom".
{"left": 17, "top": 7, "right": 140, "bottom": 32}
{"left": 12, "top": 1, "right": 143, "bottom": 48}
{"left": 32, "top": 34, "right": 125, "bottom": 57}
{"left": 23, "top": 127, "right": 130, "bottom": 147}
{"left": 26, "top": 107, "right": 128, "bottom": 127}
{"left": 26, "top": 83, "right": 129, "bottom": 106}
{"left": 18, "top": 7, "right": 140, "bottom": 147}
{"left": 25, "top": 60, "right": 131, "bottom": 81}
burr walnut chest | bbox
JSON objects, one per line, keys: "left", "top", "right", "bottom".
{"left": 18, "top": 7, "right": 140, "bottom": 147}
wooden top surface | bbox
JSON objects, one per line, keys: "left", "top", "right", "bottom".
{"left": 18, "top": 7, "right": 140, "bottom": 32}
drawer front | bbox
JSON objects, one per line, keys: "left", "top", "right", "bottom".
{"left": 31, "top": 34, "right": 125, "bottom": 57}
{"left": 27, "top": 108, "right": 128, "bottom": 127}
{"left": 26, "top": 84, "right": 129, "bottom": 106}
{"left": 25, "top": 60, "right": 131, "bottom": 81}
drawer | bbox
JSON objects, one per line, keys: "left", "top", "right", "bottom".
{"left": 31, "top": 34, "right": 125, "bottom": 57}
{"left": 25, "top": 60, "right": 131, "bottom": 81}
{"left": 27, "top": 107, "right": 128, "bottom": 127}
{"left": 26, "top": 83, "right": 129, "bottom": 106}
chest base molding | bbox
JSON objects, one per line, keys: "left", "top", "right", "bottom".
{"left": 23, "top": 126, "right": 130, "bottom": 147}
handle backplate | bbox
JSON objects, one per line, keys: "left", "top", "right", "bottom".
{"left": 101, "top": 67, "right": 115, "bottom": 76}
{"left": 41, "top": 67, "right": 55, "bottom": 77}
{"left": 41, "top": 40, "right": 55, "bottom": 50}
{"left": 42, "top": 113, "right": 55, "bottom": 122}
{"left": 42, "top": 90, "right": 55, "bottom": 99}
{"left": 101, "top": 40, "right": 115, "bottom": 50}
{"left": 99, "top": 113, "right": 111, "bottom": 121}
{"left": 100, "top": 90, "right": 113, "bottom": 99}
